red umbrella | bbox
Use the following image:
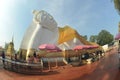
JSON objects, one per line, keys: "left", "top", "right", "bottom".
{"left": 115, "top": 32, "right": 120, "bottom": 40}
{"left": 82, "top": 45, "right": 99, "bottom": 49}
{"left": 73, "top": 45, "right": 84, "bottom": 50}
{"left": 73, "top": 45, "right": 96, "bottom": 50}
{"left": 92, "top": 45, "right": 99, "bottom": 48}
{"left": 82, "top": 45, "right": 92, "bottom": 49}
{"left": 74, "top": 45, "right": 99, "bottom": 50}
{"left": 39, "top": 44, "right": 61, "bottom": 52}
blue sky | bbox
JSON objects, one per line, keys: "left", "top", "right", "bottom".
{"left": 0, "top": 0, "right": 119, "bottom": 50}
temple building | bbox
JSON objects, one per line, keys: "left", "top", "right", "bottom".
{"left": 6, "top": 37, "right": 15, "bottom": 57}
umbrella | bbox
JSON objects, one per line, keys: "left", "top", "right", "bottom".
{"left": 88, "top": 45, "right": 98, "bottom": 48}
{"left": 82, "top": 45, "right": 93, "bottom": 49}
{"left": 83, "top": 45, "right": 98, "bottom": 49}
{"left": 115, "top": 32, "right": 120, "bottom": 40}
{"left": 73, "top": 45, "right": 84, "bottom": 50}
{"left": 39, "top": 44, "right": 61, "bottom": 52}
{"left": 73, "top": 45, "right": 96, "bottom": 51}
{"left": 92, "top": 45, "right": 99, "bottom": 48}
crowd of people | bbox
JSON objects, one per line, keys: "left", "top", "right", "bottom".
{"left": 27, "top": 51, "right": 40, "bottom": 63}
{"left": 0, "top": 50, "right": 43, "bottom": 64}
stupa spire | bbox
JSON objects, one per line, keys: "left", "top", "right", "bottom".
{"left": 12, "top": 35, "right": 14, "bottom": 43}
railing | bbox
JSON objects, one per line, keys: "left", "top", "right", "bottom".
{"left": 0, "top": 57, "right": 43, "bottom": 74}
{"left": 0, "top": 51, "right": 105, "bottom": 74}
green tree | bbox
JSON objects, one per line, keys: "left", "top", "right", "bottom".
{"left": 97, "top": 30, "right": 114, "bottom": 46}
{"left": 82, "top": 35, "right": 88, "bottom": 40}
{"left": 114, "top": 0, "right": 120, "bottom": 14}
{"left": 89, "top": 35, "right": 97, "bottom": 42}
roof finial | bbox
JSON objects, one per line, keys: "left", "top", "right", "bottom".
{"left": 12, "top": 35, "right": 14, "bottom": 43}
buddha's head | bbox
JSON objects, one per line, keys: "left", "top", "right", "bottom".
{"left": 32, "top": 10, "right": 58, "bottom": 31}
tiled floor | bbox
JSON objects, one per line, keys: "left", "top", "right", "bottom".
{"left": 0, "top": 48, "right": 120, "bottom": 80}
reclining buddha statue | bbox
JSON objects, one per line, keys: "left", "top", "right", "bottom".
{"left": 19, "top": 10, "right": 90, "bottom": 60}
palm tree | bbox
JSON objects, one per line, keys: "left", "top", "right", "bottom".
{"left": 114, "top": 0, "right": 120, "bottom": 14}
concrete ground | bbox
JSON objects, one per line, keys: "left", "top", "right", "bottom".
{"left": 0, "top": 47, "right": 120, "bottom": 80}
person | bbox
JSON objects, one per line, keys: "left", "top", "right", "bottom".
{"left": 15, "top": 54, "right": 18, "bottom": 61}
{"left": 118, "top": 41, "right": 120, "bottom": 69}
{"left": 26, "top": 55, "right": 33, "bottom": 70}
{"left": 33, "top": 51, "right": 37, "bottom": 58}
{"left": 118, "top": 52, "right": 120, "bottom": 69}
{"left": 118, "top": 40, "right": 120, "bottom": 69}
{"left": 84, "top": 53, "right": 89, "bottom": 59}
{"left": 68, "top": 57, "right": 71, "bottom": 63}
{"left": 40, "top": 57, "right": 43, "bottom": 68}
{"left": 34, "top": 55, "right": 39, "bottom": 63}
{"left": 1, "top": 51, "right": 5, "bottom": 66}
{"left": 27, "top": 55, "right": 33, "bottom": 63}
{"left": 19, "top": 51, "right": 22, "bottom": 61}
